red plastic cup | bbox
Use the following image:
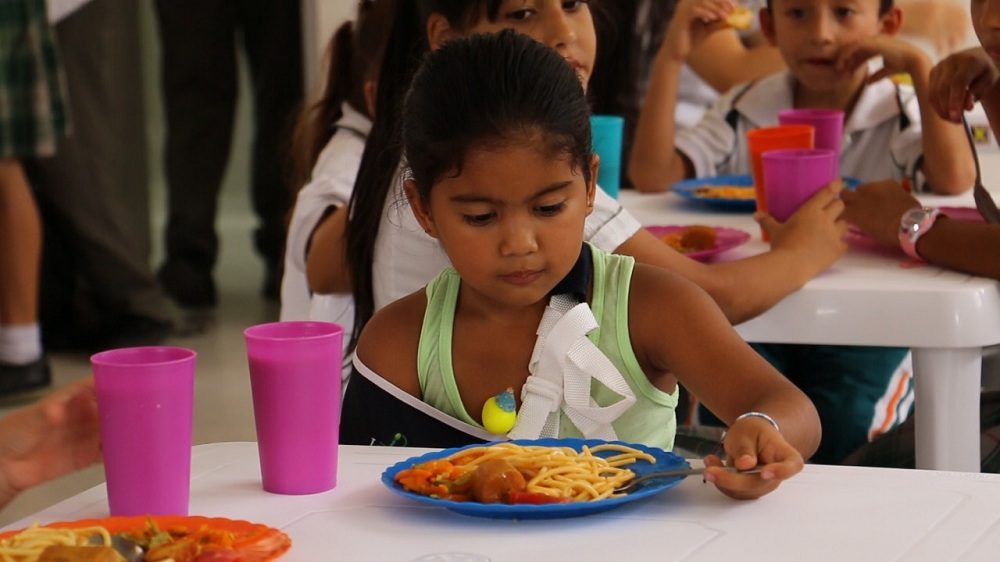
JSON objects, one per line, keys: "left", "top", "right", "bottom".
{"left": 746, "top": 125, "right": 815, "bottom": 215}
{"left": 778, "top": 108, "right": 845, "bottom": 163}
{"left": 91, "top": 346, "right": 196, "bottom": 516}
{"left": 762, "top": 149, "right": 838, "bottom": 222}
{"left": 244, "top": 321, "right": 343, "bottom": 495}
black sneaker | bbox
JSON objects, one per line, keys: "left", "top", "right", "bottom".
{"left": 0, "top": 357, "right": 52, "bottom": 397}
{"left": 158, "top": 260, "right": 217, "bottom": 308}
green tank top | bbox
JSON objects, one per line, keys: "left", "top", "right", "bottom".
{"left": 417, "top": 244, "right": 678, "bottom": 450}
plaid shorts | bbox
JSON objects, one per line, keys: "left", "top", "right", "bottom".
{"left": 0, "top": 0, "right": 68, "bottom": 159}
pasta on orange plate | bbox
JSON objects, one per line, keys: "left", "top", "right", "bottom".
{"left": 0, "top": 525, "right": 113, "bottom": 562}
{"left": 394, "top": 442, "right": 655, "bottom": 504}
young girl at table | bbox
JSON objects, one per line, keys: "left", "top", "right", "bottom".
{"left": 344, "top": 30, "right": 820, "bottom": 499}
{"left": 341, "top": 0, "right": 847, "bottom": 365}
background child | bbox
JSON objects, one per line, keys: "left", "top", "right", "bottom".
{"left": 280, "top": 0, "right": 390, "bottom": 323}
{"left": 628, "top": 0, "right": 977, "bottom": 463}
{"left": 347, "top": 31, "right": 820, "bottom": 499}
{"left": 342, "top": 0, "right": 847, "bottom": 358}
{"left": 842, "top": 1, "right": 1000, "bottom": 279}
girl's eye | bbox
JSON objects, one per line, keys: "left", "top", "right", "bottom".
{"left": 786, "top": 8, "right": 806, "bottom": 19}
{"left": 834, "top": 7, "right": 855, "bottom": 19}
{"left": 562, "top": 0, "right": 587, "bottom": 12}
{"left": 463, "top": 212, "right": 496, "bottom": 226}
{"left": 505, "top": 8, "right": 536, "bottom": 21}
{"left": 536, "top": 202, "right": 566, "bottom": 216}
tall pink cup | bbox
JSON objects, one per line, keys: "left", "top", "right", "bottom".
{"left": 762, "top": 149, "right": 837, "bottom": 222}
{"left": 91, "top": 346, "right": 196, "bottom": 516}
{"left": 778, "top": 109, "right": 845, "bottom": 164}
{"left": 244, "top": 321, "right": 343, "bottom": 494}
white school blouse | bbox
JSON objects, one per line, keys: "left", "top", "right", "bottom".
{"left": 279, "top": 103, "right": 370, "bottom": 323}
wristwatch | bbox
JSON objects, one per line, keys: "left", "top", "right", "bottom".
{"left": 898, "top": 206, "right": 941, "bottom": 260}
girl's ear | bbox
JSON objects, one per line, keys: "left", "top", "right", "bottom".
{"left": 427, "top": 13, "right": 461, "bottom": 51}
{"left": 404, "top": 178, "right": 439, "bottom": 238}
{"left": 586, "top": 154, "right": 599, "bottom": 214}
{"left": 878, "top": 7, "right": 903, "bottom": 36}
{"left": 759, "top": 8, "right": 777, "bottom": 46}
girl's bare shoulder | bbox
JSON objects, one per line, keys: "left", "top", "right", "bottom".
{"left": 356, "top": 290, "right": 427, "bottom": 396}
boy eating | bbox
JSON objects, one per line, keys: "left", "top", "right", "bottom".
{"left": 628, "top": 0, "right": 976, "bottom": 463}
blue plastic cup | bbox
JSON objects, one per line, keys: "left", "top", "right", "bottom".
{"left": 590, "top": 115, "right": 624, "bottom": 198}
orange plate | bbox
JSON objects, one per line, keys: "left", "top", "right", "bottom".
{"left": 0, "top": 515, "right": 291, "bottom": 561}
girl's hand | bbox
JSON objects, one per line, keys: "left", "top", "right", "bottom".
{"left": 929, "top": 48, "right": 1000, "bottom": 123}
{"left": 703, "top": 415, "right": 804, "bottom": 500}
{"left": 836, "top": 36, "right": 930, "bottom": 85}
{"left": 662, "top": 0, "right": 738, "bottom": 62}
{"left": 758, "top": 181, "right": 849, "bottom": 277}
{"left": 841, "top": 180, "right": 921, "bottom": 248}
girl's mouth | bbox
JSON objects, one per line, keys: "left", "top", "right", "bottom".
{"left": 499, "top": 270, "right": 543, "bottom": 285}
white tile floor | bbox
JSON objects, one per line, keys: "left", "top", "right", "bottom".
{"left": 0, "top": 205, "right": 276, "bottom": 527}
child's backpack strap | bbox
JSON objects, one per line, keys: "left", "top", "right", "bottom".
{"left": 724, "top": 80, "right": 759, "bottom": 131}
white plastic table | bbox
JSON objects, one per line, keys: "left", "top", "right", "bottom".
{"left": 6, "top": 443, "right": 1000, "bottom": 561}
{"left": 618, "top": 190, "right": 1000, "bottom": 472}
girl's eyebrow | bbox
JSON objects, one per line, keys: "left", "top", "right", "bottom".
{"left": 449, "top": 180, "right": 575, "bottom": 203}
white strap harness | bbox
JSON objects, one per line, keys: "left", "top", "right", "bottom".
{"left": 507, "top": 294, "right": 636, "bottom": 441}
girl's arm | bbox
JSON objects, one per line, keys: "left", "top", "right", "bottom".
{"left": 306, "top": 206, "right": 353, "bottom": 294}
{"left": 628, "top": 0, "right": 736, "bottom": 192}
{"left": 629, "top": 264, "right": 820, "bottom": 498}
{"left": 685, "top": 29, "right": 784, "bottom": 94}
{"left": 842, "top": 180, "right": 1000, "bottom": 280}
{"left": 615, "top": 182, "right": 847, "bottom": 324}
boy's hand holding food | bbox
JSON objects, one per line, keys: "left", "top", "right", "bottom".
{"left": 663, "top": 0, "right": 746, "bottom": 62}
{"left": 836, "top": 35, "right": 933, "bottom": 86}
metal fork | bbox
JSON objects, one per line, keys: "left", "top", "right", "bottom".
{"left": 961, "top": 115, "right": 1000, "bottom": 224}
{"left": 614, "top": 466, "right": 762, "bottom": 494}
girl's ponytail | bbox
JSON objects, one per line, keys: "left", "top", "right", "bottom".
{"left": 289, "top": 20, "right": 355, "bottom": 192}
{"left": 345, "top": 0, "right": 425, "bottom": 353}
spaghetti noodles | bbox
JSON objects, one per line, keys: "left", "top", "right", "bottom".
{"left": 397, "top": 442, "right": 656, "bottom": 502}
{"left": 0, "top": 525, "right": 111, "bottom": 562}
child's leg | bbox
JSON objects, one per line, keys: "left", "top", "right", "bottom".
{"left": 0, "top": 159, "right": 48, "bottom": 389}
{"left": 0, "top": 160, "right": 41, "bottom": 329}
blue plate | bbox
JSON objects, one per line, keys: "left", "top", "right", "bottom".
{"left": 672, "top": 174, "right": 860, "bottom": 211}
{"left": 381, "top": 438, "right": 688, "bottom": 520}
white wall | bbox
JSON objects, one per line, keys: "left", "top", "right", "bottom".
{"left": 301, "top": 0, "right": 355, "bottom": 97}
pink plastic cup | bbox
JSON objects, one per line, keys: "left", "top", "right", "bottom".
{"left": 244, "top": 321, "right": 343, "bottom": 495}
{"left": 91, "top": 346, "right": 196, "bottom": 516}
{"left": 762, "top": 148, "right": 838, "bottom": 222}
{"left": 778, "top": 109, "right": 845, "bottom": 163}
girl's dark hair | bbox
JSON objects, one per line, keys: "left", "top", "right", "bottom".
{"left": 766, "top": 0, "right": 893, "bottom": 15}
{"left": 403, "top": 30, "right": 592, "bottom": 201}
{"left": 289, "top": 0, "right": 391, "bottom": 192}
{"left": 345, "top": 0, "right": 505, "bottom": 351}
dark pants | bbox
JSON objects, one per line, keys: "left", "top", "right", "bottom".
{"left": 701, "top": 344, "right": 912, "bottom": 464}
{"left": 28, "top": 0, "right": 171, "bottom": 349}
{"left": 155, "top": 0, "right": 302, "bottom": 279}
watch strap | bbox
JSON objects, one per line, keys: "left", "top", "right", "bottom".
{"left": 899, "top": 207, "right": 941, "bottom": 261}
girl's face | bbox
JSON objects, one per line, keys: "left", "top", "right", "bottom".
{"left": 973, "top": 0, "right": 1000, "bottom": 64}
{"left": 431, "top": 1, "right": 597, "bottom": 87}
{"left": 406, "top": 136, "right": 597, "bottom": 311}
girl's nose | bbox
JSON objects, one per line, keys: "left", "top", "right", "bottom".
{"left": 499, "top": 218, "right": 539, "bottom": 257}
{"left": 541, "top": 7, "right": 577, "bottom": 52}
